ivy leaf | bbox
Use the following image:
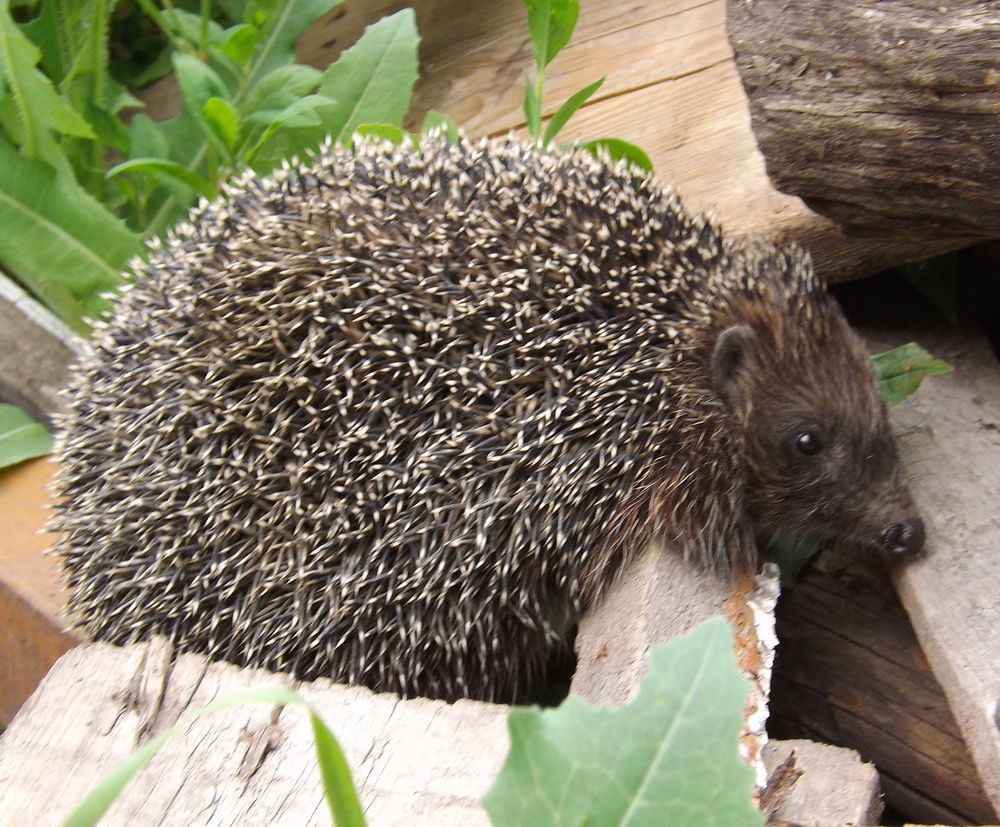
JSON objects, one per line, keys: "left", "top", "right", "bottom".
{"left": 0, "top": 137, "right": 140, "bottom": 331}
{"left": 870, "top": 342, "right": 952, "bottom": 407}
{"left": 0, "top": 404, "right": 52, "bottom": 469}
{"left": 523, "top": 0, "right": 579, "bottom": 72}
{"left": 315, "top": 8, "right": 420, "bottom": 145}
{"left": 483, "top": 616, "right": 763, "bottom": 827}
{"left": 541, "top": 76, "right": 602, "bottom": 146}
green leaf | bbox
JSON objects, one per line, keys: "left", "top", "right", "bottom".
{"left": 242, "top": 0, "right": 345, "bottom": 90}
{"left": 541, "top": 76, "right": 602, "bottom": 146}
{"left": 106, "top": 158, "right": 215, "bottom": 200}
{"left": 870, "top": 342, "right": 952, "bottom": 407}
{"left": 158, "top": 7, "right": 227, "bottom": 52}
{"left": 127, "top": 113, "right": 169, "bottom": 160}
{"left": 239, "top": 63, "right": 321, "bottom": 119}
{"left": 243, "top": 94, "right": 337, "bottom": 166}
{"left": 204, "top": 96, "right": 240, "bottom": 151}
{"left": 131, "top": 107, "right": 209, "bottom": 236}
{"left": 577, "top": 137, "right": 654, "bottom": 173}
{"left": 218, "top": 23, "right": 261, "bottom": 64}
{"left": 83, "top": 101, "right": 127, "bottom": 153}
{"left": 309, "top": 709, "right": 368, "bottom": 827}
{"left": 0, "top": 404, "right": 51, "bottom": 469}
{"left": 0, "top": 1, "right": 95, "bottom": 162}
{"left": 523, "top": 0, "right": 579, "bottom": 71}
{"left": 20, "top": 0, "right": 88, "bottom": 86}
{"left": 245, "top": 93, "right": 335, "bottom": 128}
{"left": 483, "top": 616, "right": 763, "bottom": 827}
{"left": 174, "top": 51, "right": 231, "bottom": 112}
{"left": 315, "top": 8, "right": 420, "bottom": 144}
{"left": 0, "top": 138, "right": 140, "bottom": 331}
{"left": 62, "top": 685, "right": 366, "bottom": 827}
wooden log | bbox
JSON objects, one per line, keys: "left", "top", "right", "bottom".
{"left": 769, "top": 546, "right": 997, "bottom": 826}
{"left": 727, "top": 0, "right": 1000, "bottom": 239}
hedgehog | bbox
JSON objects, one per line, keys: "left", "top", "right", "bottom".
{"left": 52, "top": 136, "right": 924, "bottom": 703}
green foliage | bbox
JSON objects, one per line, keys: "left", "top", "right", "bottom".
{"left": 0, "top": 137, "right": 139, "bottom": 332}
{"left": 0, "top": 0, "right": 420, "bottom": 331}
{"left": 871, "top": 342, "right": 952, "bottom": 408}
{"left": 484, "top": 617, "right": 763, "bottom": 827}
{"left": 520, "top": 0, "right": 651, "bottom": 172}
{"left": 0, "top": 403, "right": 52, "bottom": 470}
{"left": 62, "top": 686, "right": 366, "bottom": 827}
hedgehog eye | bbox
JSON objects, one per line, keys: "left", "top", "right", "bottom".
{"left": 794, "top": 431, "right": 823, "bottom": 455}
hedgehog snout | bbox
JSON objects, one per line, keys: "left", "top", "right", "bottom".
{"left": 880, "top": 517, "right": 925, "bottom": 557}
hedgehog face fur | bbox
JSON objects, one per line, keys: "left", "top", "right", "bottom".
{"left": 53, "top": 136, "right": 923, "bottom": 702}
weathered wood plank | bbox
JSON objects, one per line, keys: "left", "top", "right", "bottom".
{"left": 0, "top": 275, "right": 80, "bottom": 422}
{"left": 0, "top": 457, "right": 79, "bottom": 724}
{"left": 763, "top": 740, "right": 882, "bottom": 827}
{"left": 770, "top": 546, "right": 997, "bottom": 825}
{"left": 1, "top": 633, "right": 886, "bottom": 826}
{"left": 0, "top": 639, "right": 509, "bottom": 825}
{"left": 882, "top": 328, "right": 1000, "bottom": 814}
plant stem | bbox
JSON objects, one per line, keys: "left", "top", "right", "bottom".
{"left": 86, "top": 0, "right": 109, "bottom": 197}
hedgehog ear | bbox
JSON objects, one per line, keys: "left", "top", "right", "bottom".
{"left": 712, "top": 324, "right": 755, "bottom": 406}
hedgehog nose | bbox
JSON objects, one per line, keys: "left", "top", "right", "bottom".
{"left": 881, "top": 518, "right": 925, "bottom": 556}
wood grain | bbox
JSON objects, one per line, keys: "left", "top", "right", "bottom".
{"left": 0, "top": 638, "right": 509, "bottom": 825}
{"left": 769, "top": 546, "right": 997, "bottom": 825}
{"left": 883, "top": 328, "right": 1000, "bottom": 814}
{"left": 728, "top": 0, "right": 1000, "bottom": 239}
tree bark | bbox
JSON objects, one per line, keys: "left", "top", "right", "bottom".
{"left": 727, "top": 0, "right": 1000, "bottom": 239}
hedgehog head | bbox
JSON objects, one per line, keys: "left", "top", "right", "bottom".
{"left": 706, "top": 246, "right": 924, "bottom": 558}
